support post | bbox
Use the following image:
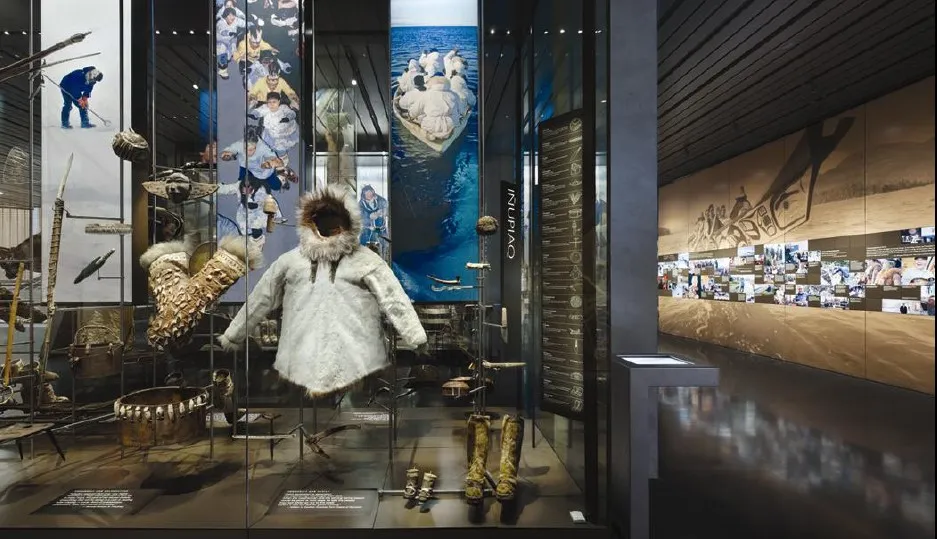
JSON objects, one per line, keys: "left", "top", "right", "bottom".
{"left": 607, "top": 0, "right": 659, "bottom": 535}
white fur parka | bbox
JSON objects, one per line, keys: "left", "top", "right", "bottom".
{"left": 219, "top": 185, "right": 427, "bottom": 396}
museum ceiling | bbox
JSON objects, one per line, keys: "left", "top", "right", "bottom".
{"left": 657, "top": 0, "right": 936, "bottom": 184}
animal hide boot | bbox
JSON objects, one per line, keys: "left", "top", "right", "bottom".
{"left": 464, "top": 414, "right": 490, "bottom": 504}
{"left": 213, "top": 369, "right": 234, "bottom": 398}
{"left": 495, "top": 414, "right": 525, "bottom": 502}
{"left": 212, "top": 369, "right": 236, "bottom": 424}
{"left": 418, "top": 471, "right": 437, "bottom": 504}
{"left": 141, "top": 236, "right": 260, "bottom": 350}
{"left": 38, "top": 382, "right": 69, "bottom": 404}
{"left": 404, "top": 468, "right": 421, "bottom": 500}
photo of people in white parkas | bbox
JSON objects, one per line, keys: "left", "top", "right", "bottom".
{"left": 212, "top": 0, "right": 301, "bottom": 291}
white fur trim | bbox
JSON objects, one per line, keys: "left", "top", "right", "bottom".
{"left": 218, "top": 235, "right": 264, "bottom": 270}
{"left": 139, "top": 233, "right": 198, "bottom": 270}
{"left": 296, "top": 184, "right": 362, "bottom": 262}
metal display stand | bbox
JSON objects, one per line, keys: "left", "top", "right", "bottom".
{"left": 610, "top": 354, "right": 719, "bottom": 539}
{"left": 226, "top": 347, "right": 354, "bottom": 463}
{"left": 377, "top": 227, "right": 502, "bottom": 500}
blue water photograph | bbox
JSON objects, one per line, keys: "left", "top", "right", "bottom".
{"left": 390, "top": 0, "right": 479, "bottom": 302}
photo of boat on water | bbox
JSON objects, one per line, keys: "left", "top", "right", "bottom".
{"left": 390, "top": 0, "right": 479, "bottom": 302}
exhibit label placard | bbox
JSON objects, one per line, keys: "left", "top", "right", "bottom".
{"left": 538, "top": 110, "right": 585, "bottom": 419}
{"left": 389, "top": 0, "right": 479, "bottom": 301}
{"left": 33, "top": 489, "right": 159, "bottom": 515}
{"left": 264, "top": 488, "right": 379, "bottom": 528}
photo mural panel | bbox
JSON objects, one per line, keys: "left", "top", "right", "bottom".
{"left": 214, "top": 0, "right": 302, "bottom": 302}
{"left": 658, "top": 77, "right": 935, "bottom": 394}
{"left": 778, "top": 111, "right": 867, "bottom": 376}
{"left": 865, "top": 78, "right": 935, "bottom": 234}
{"left": 389, "top": 0, "right": 480, "bottom": 302}
{"left": 864, "top": 77, "right": 935, "bottom": 392}
{"left": 660, "top": 230, "right": 933, "bottom": 313}
{"left": 40, "top": 0, "right": 132, "bottom": 302}
{"left": 866, "top": 309, "right": 936, "bottom": 391}
{"left": 657, "top": 182, "right": 688, "bottom": 256}
{"left": 783, "top": 109, "right": 867, "bottom": 245}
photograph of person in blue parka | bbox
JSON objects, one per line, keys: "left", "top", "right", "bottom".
{"left": 59, "top": 66, "right": 103, "bottom": 129}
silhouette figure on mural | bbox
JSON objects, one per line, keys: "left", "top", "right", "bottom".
{"left": 729, "top": 186, "right": 752, "bottom": 221}
{"left": 689, "top": 117, "right": 856, "bottom": 251}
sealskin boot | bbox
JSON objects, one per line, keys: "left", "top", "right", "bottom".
{"left": 20, "top": 361, "right": 59, "bottom": 382}
{"left": 495, "top": 414, "right": 525, "bottom": 502}
{"left": 8, "top": 358, "right": 24, "bottom": 378}
{"left": 38, "top": 382, "right": 68, "bottom": 404}
{"left": 213, "top": 369, "right": 234, "bottom": 398}
{"left": 403, "top": 468, "right": 421, "bottom": 500}
{"left": 464, "top": 414, "right": 490, "bottom": 504}
{"left": 22, "top": 361, "right": 59, "bottom": 382}
{"left": 417, "top": 471, "right": 437, "bottom": 504}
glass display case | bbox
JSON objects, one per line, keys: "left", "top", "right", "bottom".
{"left": 0, "top": 0, "right": 610, "bottom": 535}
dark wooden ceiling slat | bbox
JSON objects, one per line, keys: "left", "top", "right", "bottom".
{"left": 152, "top": 67, "right": 202, "bottom": 114}
{"left": 658, "top": 0, "right": 862, "bottom": 137}
{"left": 486, "top": 52, "right": 519, "bottom": 142}
{"left": 658, "top": 0, "right": 821, "bottom": 107}
{"left": 660, "top": 25, "right": 934, "bottom": 166}
{"left": 660, "top": 41, "right": 935, "bottom": 179}
{"left": 660, "top": 33, "right": 933, "bottom": 167}
{"left": 151, "top": 83, "right": 202, "bottom": 135}
{"left": 658, "top": 0, "right": 935, "bottom": 185}
{"left": 658, "top": 0, "right": 688, "bottom": 33}
{"left": 659, "top": 2, "right": 934, "bottom": 158}
{"left": 363, "top": 46, "right": 389, "bottom": 109}
{"left": 659, "top": 0, "right": 913, "bottom": 141}
{"left": 361, "top": 44, "right": 390, "bottom": 139}
{"left": 345, "top": 49, "right": 382, "bottom": 140}
{"left": 662, "top": 50, "right": 935, "bottom": 181}
{"left": 659, "top": 0, "right": 752, "bottom": 81}
{"left": 659, "top": 0, "right": 714, "bottom": 53}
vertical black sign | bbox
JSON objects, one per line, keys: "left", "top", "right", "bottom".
{"left": 501, "top": 181, "right": 523, "bottom": 362}
{"left": 538, "top": 110, "right": 585, "bottom": 419}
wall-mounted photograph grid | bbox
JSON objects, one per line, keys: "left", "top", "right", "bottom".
{"left": 658, "top": 226, "right": 936, "bottom": 316}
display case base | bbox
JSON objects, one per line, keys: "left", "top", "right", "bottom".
{"left": 0, "top": 407, "right": 605, "bottom": 537}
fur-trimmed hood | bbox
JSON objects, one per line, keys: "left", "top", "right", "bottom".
{"left": 296, "top": 184, "right": 362, "bottom": 262}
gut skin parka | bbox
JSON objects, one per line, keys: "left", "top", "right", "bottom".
{"left": 219, "top": 184, "right": 427, "bottom": 397}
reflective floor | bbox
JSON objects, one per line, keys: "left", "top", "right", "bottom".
{"left": 0, "top": 407, "right": 589, "bottom": 531}
{"left": 654, "top": 334, "right": 935, "bottom": 539}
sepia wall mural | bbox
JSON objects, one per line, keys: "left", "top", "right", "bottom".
{"left": 658, "top": 77, "right": 936, "bottom": 394}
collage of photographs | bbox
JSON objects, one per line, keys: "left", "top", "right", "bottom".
{"left": 658, "top": 226, "right": 936, "bottom": 316}
{"left": 212, "top": 0, "right": 302, "bottom": 302}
